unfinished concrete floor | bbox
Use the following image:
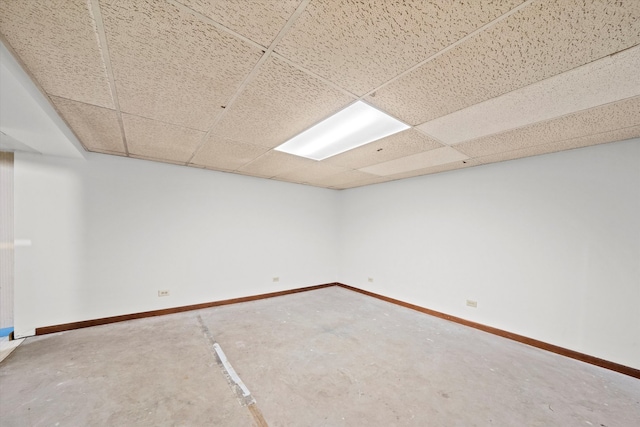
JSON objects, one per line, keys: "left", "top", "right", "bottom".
{"left": 1, "top": 286, "right": 639, "bottom": 426}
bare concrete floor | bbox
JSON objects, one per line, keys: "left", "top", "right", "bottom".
{"left": 1, "top": 286, "right": 639, "bottom": 426}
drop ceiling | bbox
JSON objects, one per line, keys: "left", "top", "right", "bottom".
{"left": 1, "top": 0, "right": 638, "bottom": 189}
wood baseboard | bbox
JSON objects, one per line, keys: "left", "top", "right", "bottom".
{"left": 34, "top": 281, "right": 638, "bottom": 379}
{"left": 335, "top": 283, "right": 640, "bottom": 380}
{"left": 35, "top": 283, "right": 337, "bottom": 336}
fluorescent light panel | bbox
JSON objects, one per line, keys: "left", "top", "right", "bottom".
{"left": 275, "top": 101, "right": 410, "bottom": 161}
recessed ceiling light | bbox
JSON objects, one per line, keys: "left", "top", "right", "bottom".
{"left": 274, "top": 101, "right": 410, "bottom": 161}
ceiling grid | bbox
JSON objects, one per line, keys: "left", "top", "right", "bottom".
{"left": 88, "top": 0, "right": 129, "bottom": 155}
{"left": 186, "top": 0, "right": 312, "bottom": 165}
{"left": 0, "top": 0, "right": 638, "bottom": 189}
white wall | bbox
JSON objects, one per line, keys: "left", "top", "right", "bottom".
{"left": 338, "top": 139, "right": 640, "bottom": 369}
{"left": 13, "top": 139, "right": 640, "bottom": 369}
{"left": 13, "top": 153, "right": 339, "bottom": 337}
{"left": 0, "top": 152, "right": 14, "bottom": 331}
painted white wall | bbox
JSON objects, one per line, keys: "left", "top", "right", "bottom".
{"left": 13, "top": 139, "right": 640, "bottom": 369}
{"left": 338, "top": 139, "right": 640, "bottom": 369}
{"left": 13, "top": 153, "right": 339, "bottom": 337}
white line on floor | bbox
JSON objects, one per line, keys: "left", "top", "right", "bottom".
{"left": 212, "top": 343, "right": 251, "bottom": 397}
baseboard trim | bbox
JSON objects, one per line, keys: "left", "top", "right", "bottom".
{"left": 35, "top": 283, "right": 336, "bottom": 336}
{"left": 336, "top": 283, "right": 640, "bottom": 380}
{"left": 33, "top": 282, "right": 639, "bottom": 379}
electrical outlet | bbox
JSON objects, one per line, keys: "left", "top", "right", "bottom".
{"left": 466, "top": 299, "right": 477, "bottom": 308}
{"left": 158, "top": 290, "right": 170, "bottom": 297}
{"left": 368, "top": 277, "right": 374, "bottom": 282}
{"left": 273, "top": 277, "right": 279, "bottom": 282}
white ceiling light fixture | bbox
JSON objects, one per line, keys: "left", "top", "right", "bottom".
{"left": 275, "top": 101, "right": 410, "bottom": 161}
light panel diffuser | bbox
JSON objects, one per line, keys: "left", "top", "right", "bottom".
{"left": 275, "top": 101, "right": 409, "bottom": 161}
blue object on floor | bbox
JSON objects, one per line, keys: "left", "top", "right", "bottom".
{"left": 0, "top": 327, "right": 14, "bottom": 337}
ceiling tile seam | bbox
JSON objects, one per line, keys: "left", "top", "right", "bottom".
{"left": 188, "top": 159, "right": 234, "bottom": 170}
{"left": 354, "top": 146, "right": 470, "bottom": 175}
{"left": 454, "top": 94, "right": 640, "bottom": 151}
{"left": 414, "top": 45, "right": 640, "bottom": 128}
{"left": 184, "top": 55, "right": 268, "bottom": 164}
{"left": 346, "top": 162, "right": 479, "bottom": 188}
{"left": 44, "top": 102, "right": 92, "bottom": 154}
{"left": 269, "top": 0, "right": 311, "bottom": 48}
{"left": 117, "top": 109, "right": 210, "bottom": 133}
{"left": 233, "top": 149, "right": 281, "bottom": 178}
{"left": 0, "top": 33, "right": 92, "bottom": 154}
{"left": 271, "top": 163, "right": 350, "bottom": 181}
{"left": 270, "top": 52, "right": 359, "bottom": 100}
{"left": 90, "top": 0, "right": 129, "bottom": 155}
{"left": 413, "top": 126, "right": 447, "bottom": 147}
{"left": 198, "top": 145, "right": 269, "bottom": 173}
{"left": 335, "top": 178, "right": 381, "bottom": 190}
{"left": 129, "top": 154, "right": 181, "bottom": 162}
{"left": 197, "top": 165, "right": 235, "bottom": 173}
{"left": 88, "top": 149, "right": 129, "bottom": 157}
{"left": 166, "top": 0, "right": 266, "bottom": 51}
{"left": 461, "top": 124, "right": 640, "bottom": 165}
{"left": 186, "top": 0, "right": 312, "bottom": 164}
{"left": 504, "top": 124, "right": 640, "bottom": 153}
{"left": 359, "top": 0, "right": 538, "bottom": 100}
{"left": 184, "top": 161, "right": 234, "bottom": 172}
{"left": 389, "top": 165, "right": 476, "bottom": 182}
{"left": 128, "top": 153, "right": 190, "bottom": 165}
{"left": 87, "top": 148, "right": 127, "bottom": 156}
{"left": 268, "top": 165, "right": 307, "bottom": 179}
{"left": 44, "top": 95, "right": 104, "bottom": 109}
{"left": 608, "top": 42, "right": 640, "bottom": 58}
{"left": 374, "top": 163, "right": 471, "bottom": 182}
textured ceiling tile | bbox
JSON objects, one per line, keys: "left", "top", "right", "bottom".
{"left": 381, "top": 159, "right": 480, "bottom": 181}
{"left": 213, "top": 56, "right": 353, "bottom": 148}
{"left": 475, "top": 126, "right": 640, "bottom": 165}
{"left": 273, "top": 162, "right": 349, "bottom": 184}
{"left": 190, "top": 136, "right": 269, "bottom": 170}
{"left": 188, "top": 163, "right": 206, "bottom": 169}
{"left": 122, "top": 114, "right": 205, "bottom": 163}
{"left": 418, "top": 45, "right": 640, "bottom": 145}
{"left": 324, "top": 170, "right": 388, "bottom": 189}
{"left": 176, "top": 0, "right": 301, "bottom": 47}
{"left": 325, "top": 128, "right": 443, "bottom": 169}
{"left": 360, "top": 147, "right": 469, "bottom": 176}
{"left": 335, "top": 160, "right": 479, "bottom": 189}
{"left": 50, "top": 96, "right": 125, "bottom": 153}
{"left": 0, "top": 0, "right": 113, "bottom": 108}
{"left": 275, "top": 0, "right": 524, "bottom": 96}
{"left": 90, "top": 149, "right": 127, "bottom": 157}
{"left": 368, "top": 0, "right": 640, "bottom": 125}
{"left": 237, "top": 150, "right": 317, "bottom": 178}
{"left": 100, "top": 0, "right": 262, "bottom": 130}
{"left": 456, "top": 96, "right": 640, "bottom": 158}
{"left": 128, "top": 154, "right": 189, "bottom": 166}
